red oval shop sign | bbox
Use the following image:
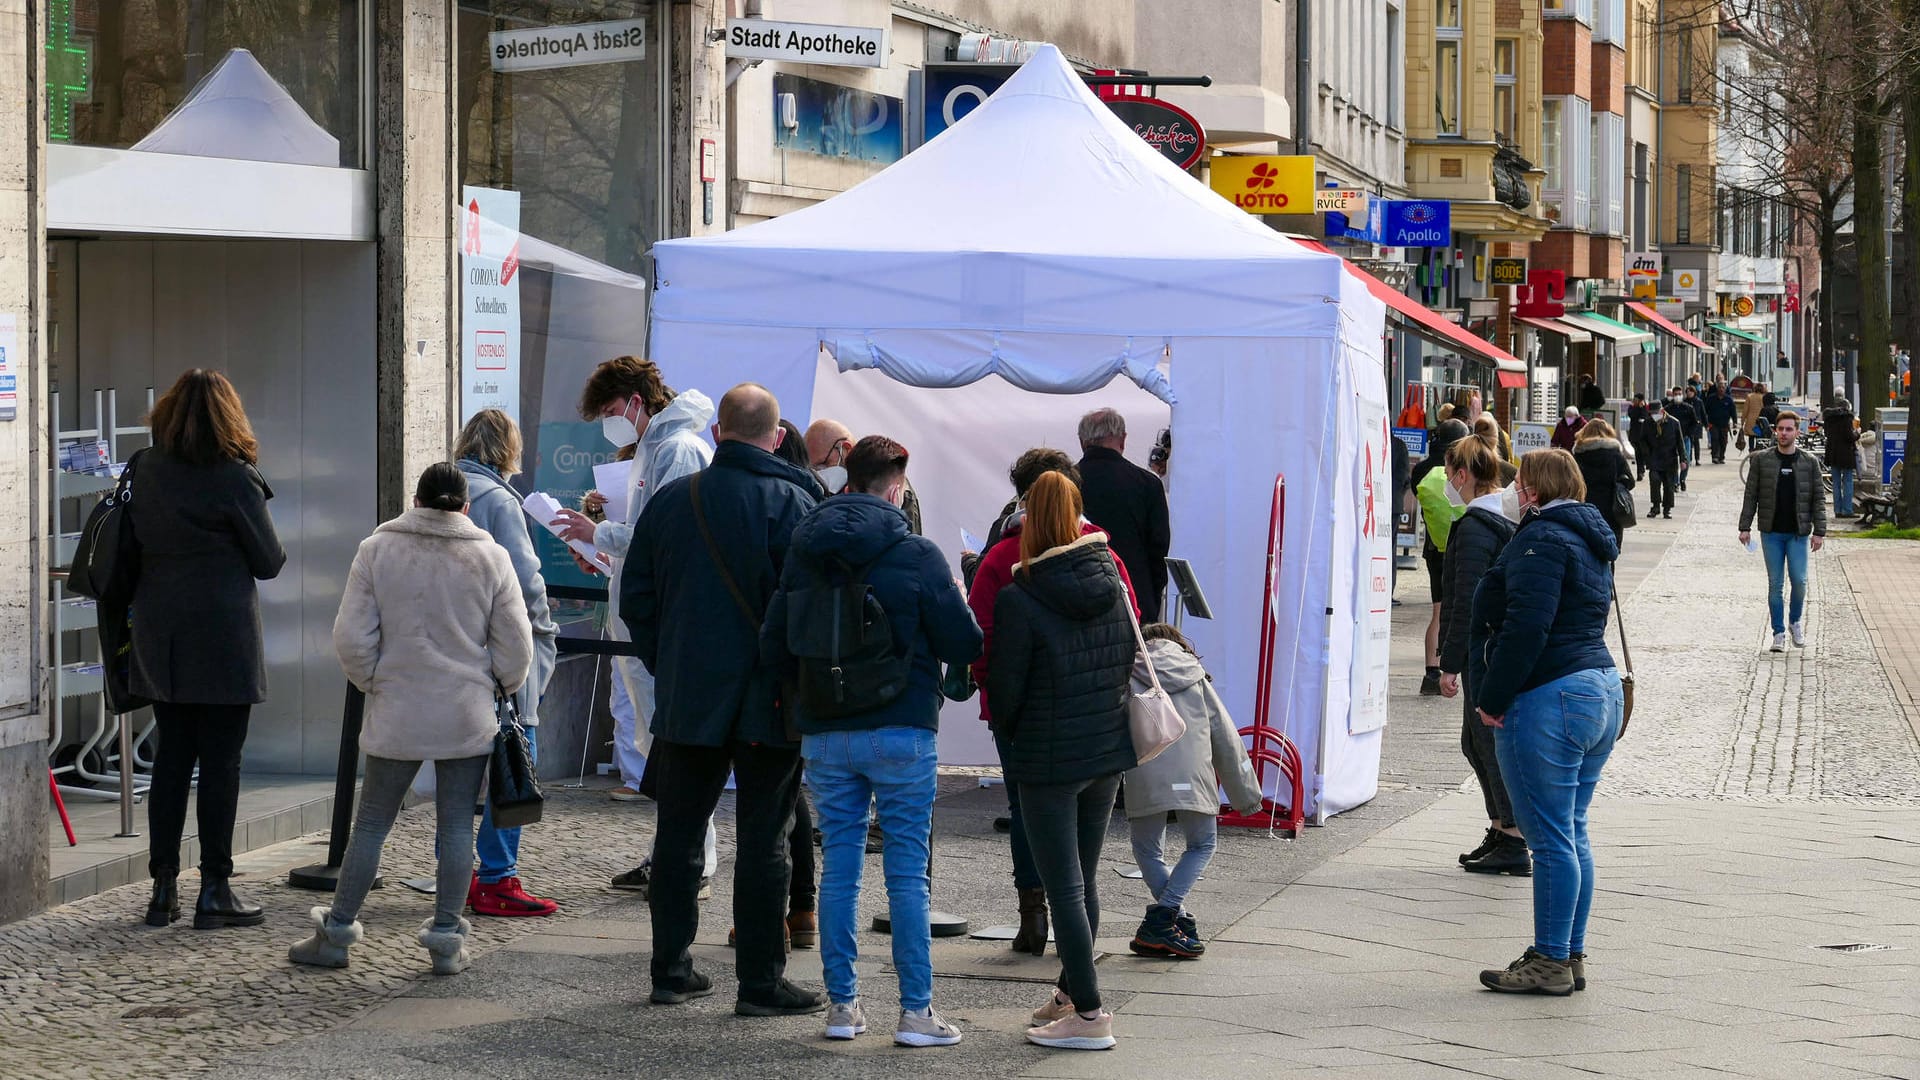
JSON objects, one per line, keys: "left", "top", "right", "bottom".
{"left": 1105, "top": 97, "right": 1207, "bottom": 171}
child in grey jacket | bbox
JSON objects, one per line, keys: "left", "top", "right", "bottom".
{"left": 1123, "top": 626, "right": 1264, "bottom": 959}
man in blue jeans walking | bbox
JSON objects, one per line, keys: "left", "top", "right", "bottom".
{"left": 1740, "top": 412, "right": 1828, "bottom": 651}
{"left": 762, "top": 435, "right": 983, "bottom": 1047}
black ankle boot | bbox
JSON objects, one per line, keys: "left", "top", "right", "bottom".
{"left": 193, "top": 878, "right": 266, "bottom": 929}
{"left": 1463, "top": 833, "right": 1532, "bottom": 876}
{"left": 145, "top": 872, "right": 181, "bottom": 927}
{"left": 1011, "top": 887, "right": 1049, "bottom": 957}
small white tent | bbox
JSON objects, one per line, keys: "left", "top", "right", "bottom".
{"left": 133, "top": 49, "right": 339, "bottom": 167}
{"left": 651, "top": 45, "right": 1392, "bottom": 817}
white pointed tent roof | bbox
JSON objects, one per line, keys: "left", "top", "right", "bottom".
{"left": 651, "top": 44, "right": 1347, "bottom": 342}
{"left": 133, "top": 49, "right": 340, "bottom": 167}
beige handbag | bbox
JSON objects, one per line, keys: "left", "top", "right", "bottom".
{"left": 1116, "top": 555, "right": 1186, "bottom": 764}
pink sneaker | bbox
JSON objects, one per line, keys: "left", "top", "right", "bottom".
{"left": 1026, "top": 1009, "right": 1115, "bottom": 1050}
{"left": 1030, "top": 990, "right": 1074, "bottom": 1026}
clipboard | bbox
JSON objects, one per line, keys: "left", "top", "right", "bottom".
{"left": 1164, "top": 558, "right": 1212, "bottom": 620}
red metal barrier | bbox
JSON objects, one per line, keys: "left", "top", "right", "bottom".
{"left": 1219, "top": 475, "right": 1306, "bottom": 835}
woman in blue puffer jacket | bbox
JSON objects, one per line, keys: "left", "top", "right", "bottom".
{"left": 1467, "top": 448, "right": 1624, "bottom": 998}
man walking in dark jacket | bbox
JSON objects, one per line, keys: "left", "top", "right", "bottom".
{"left": 1645, "top": 400, "right": 1683, "bottom": 518}
{"left": 1665, "top": 389, "right": 1698, "bottom": 490}
{"left": 1823, "top": 397, "right": 1859, "bottom": 518}
{"left": 762, "top": 436, "right": 982, "bottom": 1047}
{"left": 1704, "top": 381, "right": 1736, "bottom": 463}
{"left": 1076, "top": 409, "right": 1171, "bottom": 621}
{"left": 621, "top": 382, "right": 825, "bottom": 1016}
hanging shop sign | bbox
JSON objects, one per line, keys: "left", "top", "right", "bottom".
{"left": 726, "top": 18, "right": 887, "bottom": 69}
{"left": 1105, "top": 97, "right": 1207, "bottom": 170}
{"left": 917, "top": 63, "right": 1017, "bottom": 145}
{"left": 1207, "top": 155, "right": 1317, "bottom": 213}
{"left": 1626, "top": 250, "right": 1662, "bottom": 300}
{"left": 1730, "top": 295, "right": 1756, "bottom": 318}
{"left": 1488, "top": 257, "right": 1529, "bottom": 287}
{"left": 1314, "top": 188, "right": 1367, "bottom": 214}
{"left": 1670, "top": 268, "right": 1701, "bottom": 300}
{"left": 459, "top": 186, "right": 521, "bottom": 424}
{"left": 491, "top": 18, "right": 646, "bottom": 72}
{"left": 1515, "top": 268, "right": 1569, "bottom": 318}
{"left": 1370, "top": 199, "right": 1451, "bottom": 247}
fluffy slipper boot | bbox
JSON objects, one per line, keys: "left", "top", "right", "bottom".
{"left": 419, "top": 916, "right": 472, "bottom": 976}
{"left": 287, "top": 907, "right": 363, "bottom": 969}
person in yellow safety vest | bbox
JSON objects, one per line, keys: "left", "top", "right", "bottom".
{"left": 1414, "top": 420, "right": 1472, "bottom": 695}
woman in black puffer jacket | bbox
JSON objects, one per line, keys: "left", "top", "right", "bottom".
{"left": 1572, "top": 419, "right": 1635, "bottom": 546}
{"left": 988, "top": 470, "right": 1136, "bottom": 1051}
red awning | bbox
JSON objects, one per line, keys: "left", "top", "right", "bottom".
{"left": 1625, "top": 301, "right": 1711, "bottom": 351}
{"left": 1295, "top": 239, "right": 1527, "bottom": 389}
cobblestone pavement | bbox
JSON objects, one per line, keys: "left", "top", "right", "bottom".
{"left": 1838, "top": 542, "right": 1920, "bottom": 745}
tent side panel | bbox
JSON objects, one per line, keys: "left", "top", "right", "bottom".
{"left": 650, "top": 320, "right": 824, "bottom": 428}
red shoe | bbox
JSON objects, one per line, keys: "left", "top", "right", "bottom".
{"left": 469, "top": 875, "right": 558, "bottom": 917}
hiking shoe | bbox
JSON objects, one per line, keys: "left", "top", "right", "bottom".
{"left": 1459, "top": 826, "right": 1501, "bottom": 866}
{"left": 787, "top": 910, "right": 818, "bottom": 949}
{"left": 1770, "top": 633, "right": 1787, "bottom": 653}
{"left": 1419, "top": 672, "right": 1442, "bottom": 696}
{"left": 609, "top": 786, "right": 646, "bottom": 802}
{"left": 1478, "top": 949, "right": 1575, "bottom": 995}
{"left": 1026, "top": 1010, "right": 1115, "bottom": 1050}
{"left": 1030, "top": 990, "right": 1075, "bottom": 1026}
{"left": 1790, "top": 620, "right": 1806, "bottom": 648}
{"left": 737, "top": 978, "right": 828, "bottom": 1017}
{"left": 1129, "top": 904, "right": 1203, "bottom": 959}
{"left": 610, "top": 861, "right": 651, "bottom": 892}
{"left": 823, "top": 999, "right": 866, "bottom": 1040}
{"left": 895, "top": 1007, "right": 963, "bottom": 1047}
{"left": 1570, "top": 951, "right": 1587, "bottom": 991}
{"left": 649, "top": 968, "right": 714, "bottom": 1005}
{"left": 470, "top": 875, "right": 558, "bottom": 917}
{"left": 1174, "top": 910, "right": 1200, "bottom": 944}
{"left": 1463, "top": 833, "right": 1531, "bottom": 877}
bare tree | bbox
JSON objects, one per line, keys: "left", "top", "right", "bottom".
{"left": 1898, "top": 0, "right": 1920, "bottom": 524}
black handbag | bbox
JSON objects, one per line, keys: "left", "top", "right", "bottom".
{"left": 488, "top": 683, "right": 544, "bottom": 829}
{"left": 1614, "top": 486, "right": 1638, "bottom": 530}
{"left": 93, "top": 595, "right": 151, "bottom": 715}
{"left": 68, "top": 449, "right": 148, "bottom": 602}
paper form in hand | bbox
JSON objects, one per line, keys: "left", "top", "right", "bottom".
{"left": 960, "top": 527, "right": 985, "bottom": 554}
{"left": 522, "top": 491, "right": 613, "bottom": 572}
{"left": 592, "top": 460, "right": 632, "bottom": 524}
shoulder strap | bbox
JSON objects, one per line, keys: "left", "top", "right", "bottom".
{"left": 1111, "top": 550, "right": 1165, "bottom": 697}
{"left": 1610, "top": 575, "right": 1633, "bottom": 675}
{"left": 690, "top": 471, "right": 761, "bottom": 627}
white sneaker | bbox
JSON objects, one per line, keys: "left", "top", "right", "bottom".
{"left": 1770, "top": 633, "right": 1787, "bottom": 653}
{"left": 824, "top": 999, "right": 866, "bottom": 1040}
{"left": 1790, "top": 621, "right": 1806, "bottom": 647}
{"left": 895, "top": 1007, "right": 963, "bottom": 1047}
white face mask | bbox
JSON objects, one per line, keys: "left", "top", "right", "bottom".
{"left": 1498, "top": 485, "right": 1523, "bottom": 522}
{"left": 817, "top": 465, "right": 848, "bottom": 494}
{"left": 601, "top": 397, "right": 641, "bottom": 448}
{"left": 1444, "top": 480, "right": 1467, "bottom": 508}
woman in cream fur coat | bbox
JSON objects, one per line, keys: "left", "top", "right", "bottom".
{"left": 289, "top": 463, "right": 533, "bottom": 975}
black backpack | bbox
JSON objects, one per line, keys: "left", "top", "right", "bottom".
{"left": 784, "top": 539, "right": 911, "bottom": 721}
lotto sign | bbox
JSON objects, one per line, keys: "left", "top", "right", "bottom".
{"left": 1207, "top": 155, "right": 1317, "bottom": 214}
{"left": 1488, "top": 257, "right": 1528, "bottom": 287}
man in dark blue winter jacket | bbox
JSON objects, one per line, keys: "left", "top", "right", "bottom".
{"left": 761, "top": 435, "right": 983, "bottom": 1046}
{"left": 621, "top": 382, "right": 823, "bottom": 1017}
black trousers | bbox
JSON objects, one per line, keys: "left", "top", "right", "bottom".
{"left": 147, "top": 703, "right": 252, "bottom": 879}
{"left": 1709, "top": 424, "right": 1730, "bottom": 462}
{"left": 789, "top": 789, "right": 816, "bottom": 913}
{"left": 649, "top": 737, "right": 802, "bottom": 997}
{"left": 1461, "top": 697, "right": 1515, "bottom": 829}
{"left": 1648, "top": 470, "right": 1677, "bottom": 512}
{"left": 1019, "top": 773, "right": 1123, "bottom": 1014}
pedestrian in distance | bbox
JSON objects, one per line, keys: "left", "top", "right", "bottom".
{"left": 1549, "top": 406, "right": 1585, "bottom": 452}
{"left": 1668, "top": 388, "right": 1700, "bottom": 488}
{"left": 132, "top": 369, "right": 287, "bottom": 931}
{"left": 1573, "top": 419, "right": 1635, "bottom": 548}
{"left": 550, "top": 357, "right": 721, "bottom": 898}
{"left": 1682, "top": 385, "right": 1706, "bottom": 467}
{"left": 762, "top": 435, "right": 983, "bottom": 1047}
{"left": 1626, "top": 393, "right": 1653, "bottom": 480}
{"left": 1643, "top": 401, "right": 1683, "bottom": 519}
{"left": 1739, "top": 412, "right": 1828, "bottom": 651}
{"left": 291, "top": 463, "right": 534, "bottom": 975}
{"left": 1823, "top": 397, "right": 1860, "bottom": 519}
{"left": 966, "top": 449, "right": 1131, "bottom": 956}
{"left": 1076, "top": 408, "right": 1171, "bottom": 622}
{"left": 1120, "top": 624, "right": 1264, "bottom": 959}
{"left": 986, "top": 471, "right": 1139, "bottom": 1050}
{"left": 456, "top": 410, "right": 561, "bottom": 918}
{"left": 1436, "top": 437, "right": 1527, "bottom": 877}
{"left": 621, "top": 383, "right": 825, "bottom": 1017}
{"left": 1576, "top": 374, "right": 1606, "bottom": 416}
{"left": 1704, "top": 380, "right": 1737, "bottom": 464}
{"left": 1468, "top": 449, "right": 1624, "bottom": 996}
{"left": 1414, "top": 419, "right": 1473, "bottom": 695}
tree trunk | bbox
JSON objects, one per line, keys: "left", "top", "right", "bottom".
{"left": 1820, "top": 212, "right": 1838, "bottom": 412}
{"left": 1853, "top": 94, "right": 1892, "bottom": 417}
{"left": 1899, "top": 0, "right": 1920, "bottom": 526}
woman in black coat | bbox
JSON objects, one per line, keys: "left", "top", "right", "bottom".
{"left": 1435, "top": 438, "right": 1525, "bottom": 876}
{"left": 130, "top": 369, "right": 286, "bottom": 931}
{"left": 1572, "top": 419, "right": 1636, "bottom": 546}
{"left": 987, "top": 471, "right": 1135, "bottom": 1051}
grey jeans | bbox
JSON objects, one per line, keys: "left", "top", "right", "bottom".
{"left": 1128, "top": 810, "right": 1217, "bottom": 913}
{"left": 327, "top": 753, "right": 488, "bottom": 933}
{"left": 1018, "top": 773, "right": 1123, "bottom": 1015}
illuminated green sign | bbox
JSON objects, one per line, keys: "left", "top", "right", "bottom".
{"left": 46, "top": 0, "right": 92, "bottom": 143}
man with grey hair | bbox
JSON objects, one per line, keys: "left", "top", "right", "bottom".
{"left": 1076, "top": 408, "right": 1171, "bottom": 621}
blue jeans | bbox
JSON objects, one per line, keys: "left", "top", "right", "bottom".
{"left": 475, "top": 726, "right": 535, "bottom": 884}
{"left": 1128, "top": 810, "right": 1217, "bottom": 912}
{"left": 994, "top": 732, "right": 1043, "bottom": 890}
{"left": 1832, "top": 468, "right": 1855, "bottom": 517}
{"left": 1492, "top": 668, "right": 1622, "bottom": 960}
{"left": 804, "top": 726, "right": 938, "bottom": 1012}
{"left": 1761, "top": 531, "right": 1810, "bottom": 634}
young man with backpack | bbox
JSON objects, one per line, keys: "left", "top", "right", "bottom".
{"left": 762, "top": 435, "right": 984, "bottom": 1047}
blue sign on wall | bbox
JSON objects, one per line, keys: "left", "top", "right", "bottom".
{"left": 774, "top": 73, "right": 903, "bottom": 164}
{"left": 919, "top": 63, "right": 1019, "bottom": 145}
{"left": 1370, "top": 200, "right": 1452, "bottom": 248}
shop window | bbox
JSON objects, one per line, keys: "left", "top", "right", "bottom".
{"left": 1435, "top": 39, "right": 1461, "bottom": 136}
{"left": 52, "top": 0, "right": 365, "bottom": 166}
{"left": 1435, "top": 0, "right": 1461, "bottom": 30}
{"left": 1494, "top": 39, "right": 1517, "bottom": 142}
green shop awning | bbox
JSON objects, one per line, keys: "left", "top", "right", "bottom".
{"left": 1565, "top": 311, "right": 1657, "bottom": 354}
{"left": 1708, "top": 322, "right": 1768, "bottom": 344}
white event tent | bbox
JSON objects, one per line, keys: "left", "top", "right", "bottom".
{"left": 650, "top": 45, "right": 1392, "bottom": 817}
